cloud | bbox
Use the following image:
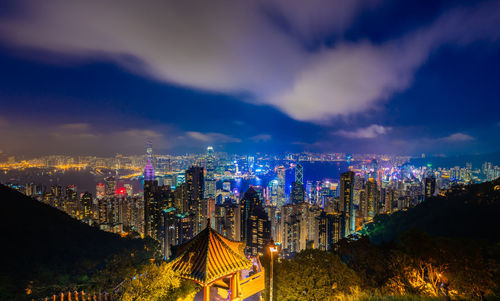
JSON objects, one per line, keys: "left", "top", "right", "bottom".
{"left": 250, "top": 134, "right": 272, "bottom": 142}
{"left": 0, "top": 1, "right": 499, "bottom": 122}
{"left": 58, "top": 123, "right": 90, "bottom": 130}
{"left": 186, "top": 131, "right": 241, "bottom": 143}
{"left": 335, "top": 124, "right": 391, "bottom": 139}
{"left": 0, "top": 117, "right": 174, "bottom": 156}
{"left": 440, "top": 133, "right": 474, "bottom": 142}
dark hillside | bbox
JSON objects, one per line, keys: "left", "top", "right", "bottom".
{"left": 0, "top": 184, "right": 155, "bottom": 300}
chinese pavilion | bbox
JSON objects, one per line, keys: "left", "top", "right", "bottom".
{"left": 168, "top": 221, "right": 265, "bottom": 301}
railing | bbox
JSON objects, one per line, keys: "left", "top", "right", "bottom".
{"left": 40, "top": 291, "right": 116, "bottom": 301}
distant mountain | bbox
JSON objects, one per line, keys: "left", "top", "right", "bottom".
{"left": 361, "top": 178, "right": 500, "bottom": 244}
{"left": 0, "top": 185, "right": 155, "bottom": 300}
{"left": 409, "top": 150, "right": 500, "bottom": 168}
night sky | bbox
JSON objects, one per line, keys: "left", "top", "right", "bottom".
{"left": 0, "top": 0, "right": 499, "bottom": 157}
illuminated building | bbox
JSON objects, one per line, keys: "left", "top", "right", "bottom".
{"left": 240, "top": 187, "right": 271, "bottom": 256}
{"left": 204, "top": 146, "right": 216, "bottom": 199}
{"left": 340, "top": 171, "right": 355, "bottom": 236}
{"left": 276, "top": 166, "right": 286, "bottom": 207}
{"left": 291, "top": 163, "right": 305, "bottom": 205}
{"left": 214, "top": 200, "right": 240, "bottom": 241}
{"left": 104, "top": 177, "right": 116, "bottom": 198}
{"left": 144, "top": 178, "right": 160, "bottom": 239}
{"left": 80, "top": 192, "right": 93, "bottom": 221}
{"left": 317, "top": 211, "right": 341, "bottom": 251}
{"left": 424, "top": 177, "right": 436, "bottom": 200}
{"left": 366, "top": 178, "right": 378, "bottom": 221}
{"left": 96, "top": 183, "right": 105, "bottom": 199}
{"left": 295, "top": 163, "right": 303, "bottom": 184}
{"left": 185, "top": 166, "right": 205, "bottom": 234}
{"left": 124, "top": 184, "right": 133, "bottom": 197}
{"left": 281, "top": 202, "right": 309, "bottom": 255}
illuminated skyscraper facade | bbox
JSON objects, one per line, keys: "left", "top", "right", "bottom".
{"left": 340, "top": 171, "right": 355, "bottom": 236}
{"left": 204, "top": 146, "right": 216, "bottom": 199}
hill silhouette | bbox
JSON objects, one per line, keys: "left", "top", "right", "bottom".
{"left": 0, "top": 184, "right": 155, "bottom": 300}
{"left": 361, "top": 178, "right": 500, "bottom": 244}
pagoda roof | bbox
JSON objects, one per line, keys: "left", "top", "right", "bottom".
{"left": 168, "top": 224, "right": 252, "bottom": 285}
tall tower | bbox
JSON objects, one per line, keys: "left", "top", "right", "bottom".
{"left": 424, "top": 177, "right": 436, "bottom": 200}
{"left": 143, "top": 142, "right": 160, "bottom": 239}
{"left": 144, "top": 141, "right": 155, "bottom": 181}
{"left": 292, "top": 163, "right": 305, "bottom": 204}
{"left": 186, "top": 166, "right": 205, "bottom": 234}
{"left": 276, "top": 166, "right": 286, "bottom": 207}
{"left": 366, "top": 178, "right": 378, "bottom": 221}
{"left": 295, "top": 163, "right": 303, "bottom": 185}
{"left": 340, "top": 171, "right": 355, "bottom": 237}
{"left": 204, "top": 146, "right": 216, "bottom": 199}
{"left": 240, "top": 187, "right": 270, "bottom": 256}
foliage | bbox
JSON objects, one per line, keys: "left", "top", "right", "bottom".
{"left": 120, "top": 261, "right": 198, "bottom": 301}
{"left": 273, "top": 249, "right": 360, "bottom": 301}
{"left": 361, "top": 179, "right": 500, "bottom": 244}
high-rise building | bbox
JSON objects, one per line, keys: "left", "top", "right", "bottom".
{"left": 204, "top": 146, "right": 216, "bottom": 199}
{"left": 340, "top": 171, "right": 355, "bottom": 237}
{"left": 276, "top": 166, "right": 286, "bottom": 207}
{"left": 240, "top": 187, "right": 271, "bottom": 256}
{"left": 81, "top": 192, "right": 93, "bottom": 221}
{"left": 96, "top": 183, "right": 105, "bottom": 200}
{"left": 104, "top": 177, "right": 116, "bottom": 198}
{"left": 281, "top": 202, "right": 310, "bottom": 255}
{"left": 424, "top": 177, "right": 436, "bottom": 200}
{"left": 185, "top": 166, "right": 205, "bottom": 234}
{"left": 366, "top": 178, "right": 378, "bottom": 221}
{"left": 295, "top": 163, "right": 303, "bottom": 185}
{"left": 144, "top": 178, "right": 160, "bottom": 239}
{"left": 317, "top": 211, "right": 341, "bottom": 251}
{"left": 291, "top": 182, "right": 305, "bottom": 204}
{"left": 291, "top": 163, "right": 305, "bottom": 205}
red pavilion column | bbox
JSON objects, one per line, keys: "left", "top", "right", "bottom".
{"left": 203, "top": 285, "right": 210, "bottom": 301}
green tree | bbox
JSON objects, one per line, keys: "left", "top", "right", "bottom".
{"left": 120, "top": 261, "right": 198, "bottom": 301}
{"left": 273, "top": 249, "right": 360, "bottom": 301}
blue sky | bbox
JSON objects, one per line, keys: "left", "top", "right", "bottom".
{"left": 0, "top": 0, "right": 499, "bottom": 157}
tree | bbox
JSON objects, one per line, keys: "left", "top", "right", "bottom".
{"left": 120, "top": 261, "right": 198, "bottom": 301}
{"left": 273, "top": 249, "right": 360, "bottom": 301}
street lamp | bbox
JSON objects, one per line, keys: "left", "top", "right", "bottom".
{"left": 269, "top": 246, "right": 278, "bottom": 301}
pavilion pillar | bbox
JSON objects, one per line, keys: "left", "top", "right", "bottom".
{"left": 203, "top": 285, "right": 210, "bottom": 301}
{"left": 230, "top": 273, "right": 239, "bottom": 300}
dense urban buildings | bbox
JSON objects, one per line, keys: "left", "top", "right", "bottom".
{"left": 3, "top": 146, "right": 499, "bottom": 260}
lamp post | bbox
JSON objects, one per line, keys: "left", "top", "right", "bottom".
{"left": 269, "top": 246, "right": 278, "bottom": 301}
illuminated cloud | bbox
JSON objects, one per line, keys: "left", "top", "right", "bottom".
{"left": 0, "top": 0, "right": 498, "bottom": 123}
{"left": 334, "top": 124, "right": 391, "bottom": 139}
{"left": 185, "top": 131, "right": 241, "bottom": 143}
{"left": 440, "top": 133, "right": 475, "bottom": 142}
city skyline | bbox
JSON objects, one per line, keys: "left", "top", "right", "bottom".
{"left": 0, "top": 0, "right": 499, "bottom": 157}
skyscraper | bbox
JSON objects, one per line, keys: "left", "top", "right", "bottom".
{"left": 185, "top": 166, "right": 205, "bottom": 234}
{"left": 204, "top": 146, "right": 216, "bottom": 199}
{"left": 291, "top": 163, "right": 305, "bottom": 204}
{"left": 424, "top": 177, "right": 436, "bottom": 200}
{"left": 295, "top": 163, "right": 303, "bottom": 184}
{"left": 143, "top": 178, "right": 160, "bottom": 239}
{"left": 340, "top": 171, "right": 355, "bottom": 237}
{"left": 291, "top": 182, "right": 305, "bottom": 204}
{"left": 276, "top": 166, "right": 286, "bottom": 207}
{"left": 240, "top": 187, "right": 271, "bottom": 256}
{"left": 366, "top": 178, "right": 378, "bottom": 221}
{"left": 104, "top": 177, "right": 116, "bottom": 198}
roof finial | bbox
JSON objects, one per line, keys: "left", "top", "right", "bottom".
{"left": 206, "top": 218, "right": 211, "bottom": 228}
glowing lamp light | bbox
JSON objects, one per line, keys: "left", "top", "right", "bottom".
{"left": 270, "top": 246, "right": 278, "bottom": 253}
